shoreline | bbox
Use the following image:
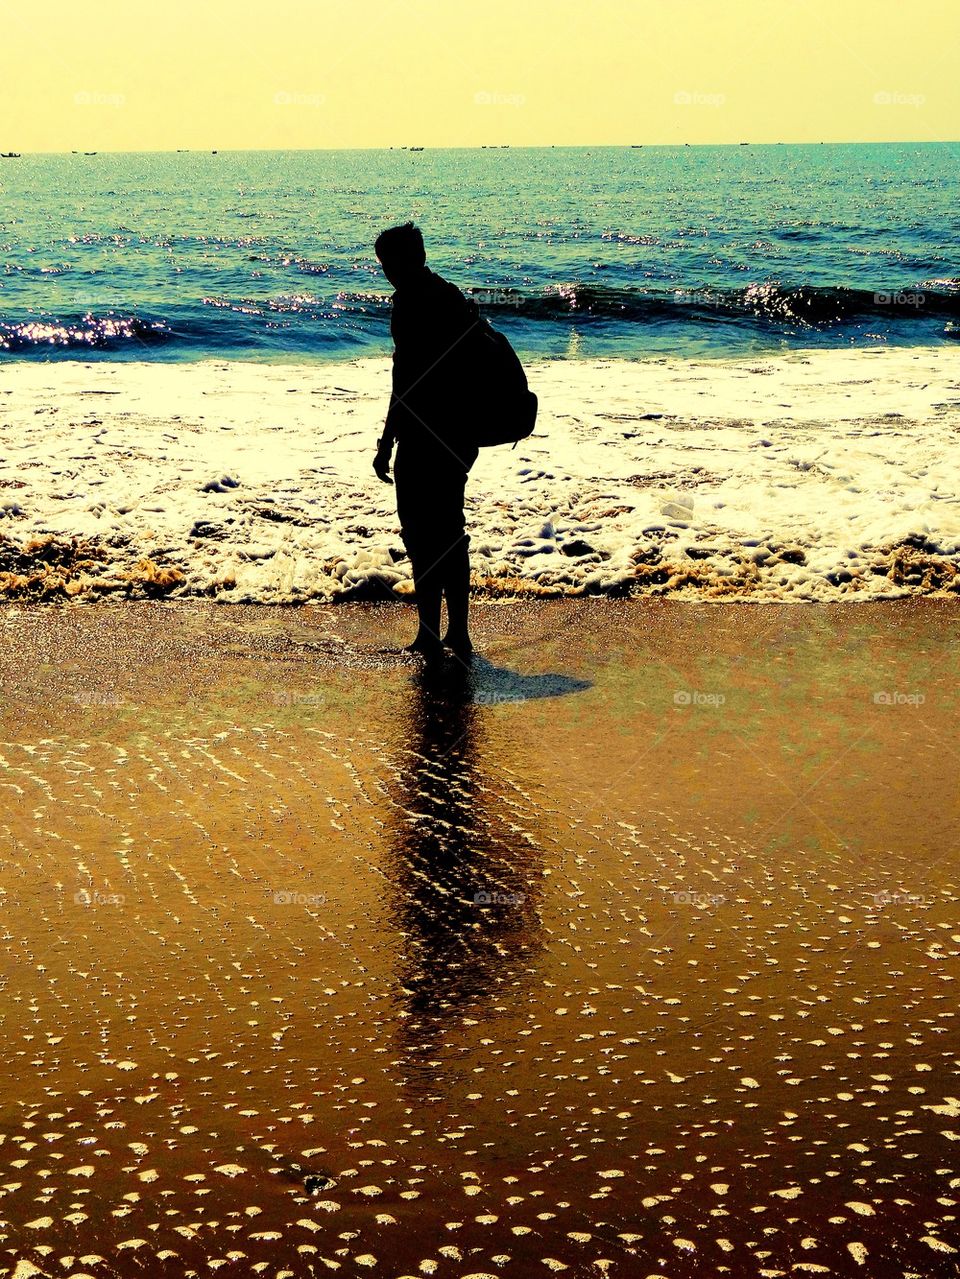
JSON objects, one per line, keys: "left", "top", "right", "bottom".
{"left": 1, "top": 346, "right": 958, "bottom": 605}
{"left": 4, "top": 333, "right": 957, "bottom": 367}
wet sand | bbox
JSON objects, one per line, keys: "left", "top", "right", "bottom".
{"left": 0, "top": 598, "right": 958, "bottom": 1278}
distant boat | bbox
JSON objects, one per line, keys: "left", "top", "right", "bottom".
{"left": 631, "top": 145, "right": 642, "bottom": 149}
{"left": 84, "top": 151, "right": 97, "bottom": 155}
{"left": 211, "top": 150, "right": 218, "bottom": 154}
{"left": 410, "top": 146, "right": 424, "bottom": 152}
{"left": 1, "top": 151, "right": 21, "bottom": 158}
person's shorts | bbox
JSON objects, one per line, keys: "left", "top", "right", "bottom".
{"left": 394, "top": 441, "right": 471, "bottom": 564}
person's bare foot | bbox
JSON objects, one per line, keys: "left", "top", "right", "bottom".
{"left": 442, "top": 632, "right": 474, "bottom": 661}
{"left": 403, "top": 634, "right": 445, "bottom": 663}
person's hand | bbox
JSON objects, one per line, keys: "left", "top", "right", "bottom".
{"left": 373, "top": 442, "right": 393, "bottom": 484}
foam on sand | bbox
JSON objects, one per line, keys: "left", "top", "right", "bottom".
{"left": 0, "top": 346, "right": 957, "bottom": 603}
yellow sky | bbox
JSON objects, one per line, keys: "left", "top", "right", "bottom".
{"left": 3, "top": 0, "right": 958, "bottom": 152}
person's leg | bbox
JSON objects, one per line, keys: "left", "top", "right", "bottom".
{"left": 438, "top": 465, "right": 472, "bottom": 658}
{"left": 406, "top": 547, "right": 444, "bottom": 656}
{"left": 395, "top": 448, "right": 445, "bottom": 657}
{"left": 441, "top": 534, "right": 472, "bottom": 657}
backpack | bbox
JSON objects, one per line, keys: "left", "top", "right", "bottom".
{"left": 460, "top": 308, "right": 539, "bottom": 448}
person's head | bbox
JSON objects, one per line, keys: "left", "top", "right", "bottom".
{"left": 375, "top": 222, "right": 426, "bottom": 289}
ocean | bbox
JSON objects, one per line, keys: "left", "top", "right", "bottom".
{"left": 1, "top": 143, "right": 959, "bottom": 362}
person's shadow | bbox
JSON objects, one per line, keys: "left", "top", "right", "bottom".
{"left": 467, "top": 653, "right": 592, "bottom": 706}
{"left": 380, "top": 657, "right": 591, "bottom": 1102}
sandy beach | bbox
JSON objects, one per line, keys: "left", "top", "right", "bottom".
{"left": 2, "top": 347, "right": 958, "bottom": 605}
{"left": 4, "top": 6, "right": 960, "bottom": 1277}
{"left": 1, "top": 596, "right": 958, "bottom": 1277}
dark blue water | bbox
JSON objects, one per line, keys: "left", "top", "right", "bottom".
{"left": 1, "top": 144, "right": 958, "bottom": 362}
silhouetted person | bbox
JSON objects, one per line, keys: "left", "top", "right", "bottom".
{"left": 373, "top": 222, "right": 480, "bottom": 664}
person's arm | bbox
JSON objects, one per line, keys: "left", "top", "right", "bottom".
{"left": 374, "top": 298, "right": 408, "bottom": 483}
{"left": 373, "top": 410, "right": 395, "bottom": 483}
{"left": 373, "top": 377, "right": 396, "bottom": 482}
{"left": 381, "top": 359, "right": 403, "bottom": 447}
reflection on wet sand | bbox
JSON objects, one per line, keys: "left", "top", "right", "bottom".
{"left": 1, "top": 600, "right": 958, "bottom": 1278}
{"left": 382, "top": 660, "right": 590, "bottom": 1102}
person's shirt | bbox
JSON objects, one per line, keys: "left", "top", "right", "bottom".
{"left": 383, "top": 266, "right": 481, "bottom": 466}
